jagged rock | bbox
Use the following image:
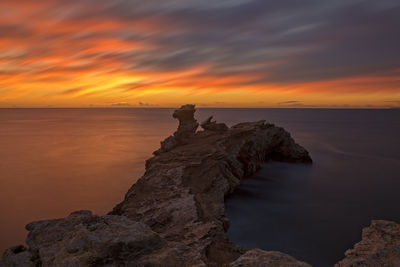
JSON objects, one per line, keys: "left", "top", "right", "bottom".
{"left": 336, "top": 220, "right": 400, "bottom": 267}
{"left": 1, "top": 105, "right": 313, "bottom": 267}
{"left": 111, "top": 107, "right": 312, "bottom": 266}
{"left": 201, "top": 116, "right": 229, "bottom": 132}
{"left": 158, "top": 135, "right": 178, "bottom": 153}
{"left": 229, "top": 249, "right": 311, "bottom": 267}
{"left": 156, "top": 104, "right": 199, "bottom": 154}
{"left": 24, "top": 210, "right": 164, "bottom": 266}
{"left": 173, "top": 104, "right": 199, "bottom": 140}
{"left": 0, "top": 245, "right": 32, "bottom": 267}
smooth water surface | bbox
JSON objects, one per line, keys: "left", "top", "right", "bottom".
{"left": 0, "top": 108, "right": 176, "bottom": 252}
{"left": 224, "top": 108, "right": 400, "bottom": 266}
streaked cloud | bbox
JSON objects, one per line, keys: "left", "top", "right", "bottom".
{"left": 278, "top": 101, "right": 302, "bottom": 105}
{"left": 0, "top": 0, "right": 399, "bottom": 107}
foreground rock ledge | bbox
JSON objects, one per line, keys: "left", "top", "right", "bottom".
{"left": 3, "top": 105, "right": 396, "bottom": 267}
{"left": 335, "top": 220, "right": 400, "bottom": 267}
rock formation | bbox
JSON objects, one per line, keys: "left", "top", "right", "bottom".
{"left": 335, "top": 220, "right": 400, "bottom": 266}
{"left": 109, "top": 105, "right": 312, "bottom": 266}
{"left": 173, "top": 104, "right": 199, "bottom": 140}
{"left": 5, "top": 105, "right": 396, "bottom": 266}
{"left": 156, "top": 104, "right": 199, "bottom": 154}
{"left": 1, "top": 246, "right": 32, "bottom": 267}
{"left": 201, "top": 116, "right": 229, "bottom": 132}
{"left": 229, "top": 249, "right": 311, "bottom": 267}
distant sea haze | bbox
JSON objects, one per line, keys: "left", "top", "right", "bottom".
{"left": 1, "top": 108, "right": 399, "bottom": 266}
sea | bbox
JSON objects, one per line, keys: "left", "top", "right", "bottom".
{"left": 0, "top": 108, "right": 399, "bottom": 266}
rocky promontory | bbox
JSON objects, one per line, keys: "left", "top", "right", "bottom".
{"left": 2, "top": 105, "right": 399, "bottom": 267}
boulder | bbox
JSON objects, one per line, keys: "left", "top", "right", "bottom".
{"left": 24, "top": 210, "right": 164, "bottom": 266}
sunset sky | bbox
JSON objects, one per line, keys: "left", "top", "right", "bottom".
{"left": 0, "top": 0, "right": 399, "bottom": 108}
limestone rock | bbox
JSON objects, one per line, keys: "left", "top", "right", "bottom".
{"left": 201, "top": 116, "right": 229, "bottom": 132}
{"left": 336, "top": 220, "right": 400, "bottom": 267}
{"left": 229, "top": 249, "right": 312, "bottom": 267}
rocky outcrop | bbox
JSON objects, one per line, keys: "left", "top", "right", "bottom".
{"left": 229, "top": 249, "right": 311, "bottom": 267}
{"left": 1, "top": 246, "right": 32, "bottom": 267}
{"left": 336, "top": 220, "right": 400, "bottom": 267}
{"left": 173, "top": 104, "right": 199, "bottom": 140}
{"left": 109, "top": 106, "right": 312, "bottom": 266}
{"left": 24, "top": 210, "right": 165, "bottom": 266}
{"left": 201, "top": 116, "right": 229, "bottom": 132}
{"left": 156, "top": 104, "right": 199, "bottom": 154}
{"left": 1, "top": 211, "right": 205, "bottom": 267}
{"left": 2, "top": 104, "right": 313, "bottom": 267}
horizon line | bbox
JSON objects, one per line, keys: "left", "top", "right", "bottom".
{"left": 0, "top": 106, "right": 399, "bottom": 110}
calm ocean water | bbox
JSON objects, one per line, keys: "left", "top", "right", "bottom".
{"left": 0, "top": 108, "right": 399, "bottom": 266}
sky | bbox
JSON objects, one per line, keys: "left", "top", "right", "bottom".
{"left": 0, "top": 0, "right": 399, "bottom": 108}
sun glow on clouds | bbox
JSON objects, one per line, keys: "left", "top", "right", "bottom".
{"left": 0, "top": 0, "right": 399, "bottom": 108}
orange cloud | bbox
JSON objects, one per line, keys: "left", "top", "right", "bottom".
{"left": 0, "top": 0, "right": 399, "bottom": 108}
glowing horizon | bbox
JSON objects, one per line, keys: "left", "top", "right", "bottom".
{"left": 0, "top": 1, "right": 399, "bottom": 108}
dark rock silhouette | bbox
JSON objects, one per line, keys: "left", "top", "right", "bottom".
{"left": 1, "top": 246, "right": 31, "bottom": 267}
{"left": 201, "top": 116, "right": 229, "bottom": 132}
{"left": 156, "top": 104, "right": 199, "bottom": 154}
{"left": 5, "top": 105, "right": 394, "bottom": 266}
{"left": 173, "top": 104, "right": 199, "bottom": 140}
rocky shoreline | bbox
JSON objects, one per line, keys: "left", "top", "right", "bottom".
{"left": 1, "top": 105, "right": 399, "bottom": 267}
